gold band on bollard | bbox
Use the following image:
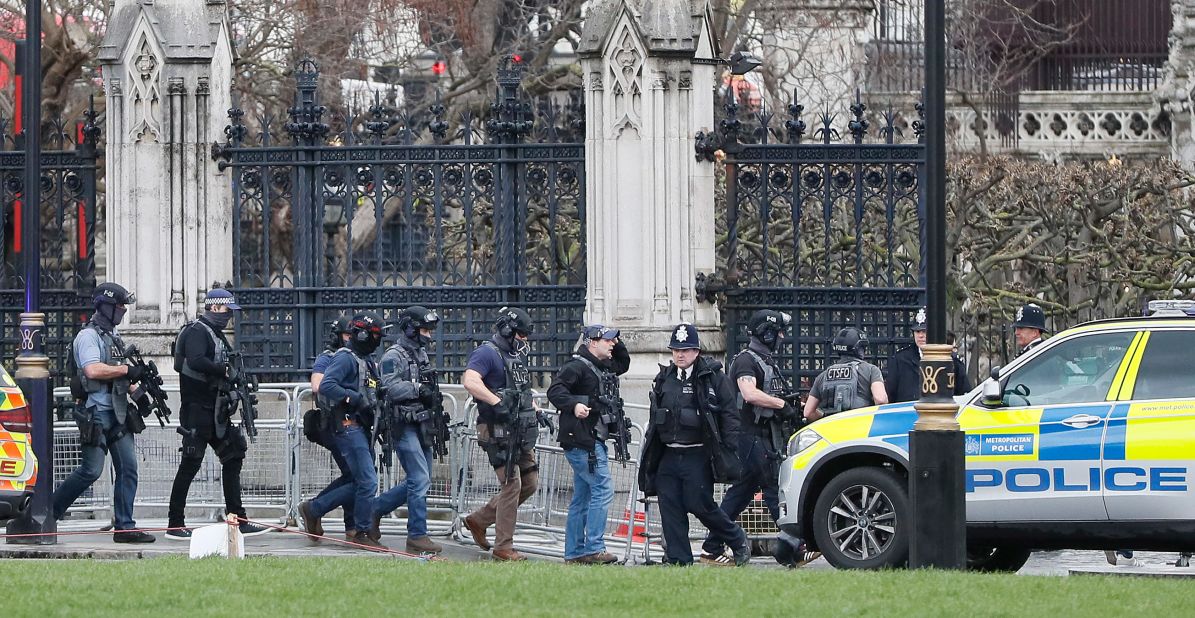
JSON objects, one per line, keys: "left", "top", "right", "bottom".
{"left": 15, "top": 312, "right": 51, "bottom": 380}
{"left": 913, "top": 343, "right": 960, "bottom": 431}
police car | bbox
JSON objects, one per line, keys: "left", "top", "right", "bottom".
{"left": 778, "top": 300, "right": 1195, "bottom": 571}
{"left": 0, "top": 364, "right": 36, "bottom": 521}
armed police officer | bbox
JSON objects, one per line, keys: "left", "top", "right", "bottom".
{"left": 640, "top": 323, "right": 750, "bottom": 566}
{"left": 885, "top": 307, "right": 971, "bottom": 403}
{"left": 371, "top": 306, "right": 445, "bottom": 554}
{"left": 53, "top": 282, "right": 156, "bottom": 543}
{"left": 1012, "top": 302, "right": 1048, "bottom": 357}
{"left": 300, "top": 312, "right": 386, "bottom": 550}
{"left": 167, "top": 289, "right": 268, "bottom": 540}
{"left": 547, "top": 324, "right": 630, "bottom": 564}
{"left": 804, "top": 327, "right": 888, "bottom": 422}
{"left": 301, "top": 316, "right": 356, "bottom": 541}
{"left": 699, "top": 310, "right": 802, "bottom": 565}
{"left": 460, "top": 307, "right": 540, "bottom": 562}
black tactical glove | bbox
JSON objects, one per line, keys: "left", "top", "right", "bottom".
{"left": 779, "top": 403, "right": 800, "bottom": 421}
{"left": 491, "top": 399, "right": 511, "bottom": 423}
{"left": 134, "top": 391, "right": 153, "bottom": 417}
{"left": 125, "top": 364, "right": 145, "bottom": 384}
{"left": 418, "top": 384, "right": 439, "bottom": 409}
{"left": 537, "top": 410, "right": 555, "bottom": 435}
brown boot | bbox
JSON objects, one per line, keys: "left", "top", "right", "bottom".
{"left": 463, "top": 514, "right": 491, "bottom": 551}
{"left": 299, "top": 500, "right": 323, "bottom": 539}
{"left": 345, "top": 530, "right": 359, "bottom": 543}
{"left": 492, "top": 548, "right": 526, "bottom": 562}
{"left": 367, "top": 515, "right": 382, "bottom": 542}
{"left": 350, "top": 531, "right": 387, "bottom": 551}
{"left": 406, "top": 536, "right": 444, "bottom": 554}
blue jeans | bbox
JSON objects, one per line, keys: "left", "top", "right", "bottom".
{"left": 309, "top": 425, "right": 377, "bottom": 533}
{"left": 563, "top": 442, "right": 613, "bottom": 560}
{"left": 52, "top": 407, "right": 139, "bottom": 530}
{"left": 374, "top": 424, "right": 433, "bottom": 539}
{"left": 314, "top": 434, "right": 355, "bottom": 528}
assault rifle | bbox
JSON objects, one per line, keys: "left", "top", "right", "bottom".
{"left": 217, "top": 352, "right": 259, "bottom": 443}
{"left": 499, "top": 388, "right": 528, "bottom": 481}
{"left": 419, "top": 370, "right": 451, "bottom": 461}
{"left": 597, "top": 372, "right": 631, "bottom": 466}
{"left": 123, "top": 344, "right": 172, "bottom": 427}
{"left": 376, "top": 395, "right": 395, "bottom": 469}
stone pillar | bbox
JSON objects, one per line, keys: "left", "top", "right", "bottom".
{"left": 758, "top": 0, "right": 873, "bottom": 114}
{"left": 97, "top": 0, "right": 234, "bottom": 356}
{"left": 1157, "top": 0, "right": 1195, "bottom": 166}
{"left": 579, "top": 0, "right": 721, "bottom": 404}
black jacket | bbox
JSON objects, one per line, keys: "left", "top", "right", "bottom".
{"left": 179, "top": 316, "right": 230, "bottom": 408}
{"left": 883, "top": 345, "right": 971, "bottom": 403}
{"left": 638, "top": 354, "right": 740, "bottom": 496}
{"left": 548, "top": 342, "right": 630, "bottom": 452}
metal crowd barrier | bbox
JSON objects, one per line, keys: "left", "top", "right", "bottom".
{"left": 448, "top": 397, "right": 646, "bottom": 562}
{"left": 52, "top": 383, "right": 298, "bottom": 524}
{"left": 50, "top": 378, "right": 778, "bottom": 561}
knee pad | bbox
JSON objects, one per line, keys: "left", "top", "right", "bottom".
{"left": 214, "top": 428, "right": 248, "bottom": 464}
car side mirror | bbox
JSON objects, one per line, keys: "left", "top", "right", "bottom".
{"left": 989, "top": 365, "right": 1002, "bottom": 380}
{"left": 981, "top": 377, "right": 1004, "bottom": 407}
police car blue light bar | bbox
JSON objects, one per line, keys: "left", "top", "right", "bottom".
{"left": 1146, "top": 299, "right": 1195, "bottom": 317}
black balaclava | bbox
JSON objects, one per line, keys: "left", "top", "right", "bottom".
{"left": 204, "top": 309, "right": 233, "bottom": 330}
{"left": 93, "top": 304, "right": 126, "bottom": 331}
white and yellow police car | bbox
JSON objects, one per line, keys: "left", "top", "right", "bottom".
{"left": 778, "top": 300, "right": 1195, "bottom": 571}
{"left": 0, "top": 363, "right": 36, "bottom": 521}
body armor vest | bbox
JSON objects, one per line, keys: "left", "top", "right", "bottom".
{"left": 651, "top": 372, "right": 704, "bottom": 446}
{"left": 818, "top": 359, "right": 865, "bottom": 415}
{"left": 178, "top": 320, "right": 228, "bottom": 382}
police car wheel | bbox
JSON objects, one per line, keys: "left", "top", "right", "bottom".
{"left": 811, "top": 467, "right": 909, "bottom": 570}
{"left": 965, "top": 546, "right": 1032, "bottom": 573}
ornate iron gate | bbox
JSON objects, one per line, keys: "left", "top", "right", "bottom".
{"left": 0, "top": 108, "right": 100, "bottom": 387}
{"left": 213, "top": 58, "right": 586, "bottom": 384}
{"left": 697, "top": 91, "right": 926, "bottom": 389}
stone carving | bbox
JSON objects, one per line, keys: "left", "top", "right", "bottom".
{"left": 109, "top": 76, "right": 122, "bottom": 98}
{"left": 651, "top": 71, "right": 671, "bottom": 91}
{"left": 196, "top": 76, "right": 210, "bottom": 96}
{"left": 606, "top": 23, "right": 644, "bottom": 136}
{"left": 678, "top": 71, "right": 692, "bottom": 90}
{"left": 127, "top": 35, "right": 163, "bottom": 142}
{"left": 589, "top": 71, "right": 603, "bottom": 91}
{"left": 167, "top": 77, "right": 186, "bottom": 95}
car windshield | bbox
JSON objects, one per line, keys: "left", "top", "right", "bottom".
{"left": 0, "top": 366, "right": 15, "bottom": 388}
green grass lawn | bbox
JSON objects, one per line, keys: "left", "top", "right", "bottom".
{"left": 1, "top": 557, "right": 1187, "bottom": 616}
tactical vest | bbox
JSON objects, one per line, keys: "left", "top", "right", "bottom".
{"left": 319, "top": 347, "right": 378, "bottom": 421}
{"left": 177, "top": 320, "right": 228, "bottom": 382}
{"left": 571, "top": 354, "right": 614, "bottom": 442}
{"left": 385, "top": 341, "right": 430, "bottom": 384}
{"left": 651, "top": 371, "right": 704, "bottom": 446}
{"left": 817, "top": 359, "right": 865, "bottom": 415}
{"left": 75, "top": 324, "right": 132, "bottom": 423}
{"left": 480, "top": 341, "right": 534, "bottom": 415}
{"left": 737, "top": 349, "right": 786, "bottom": 424}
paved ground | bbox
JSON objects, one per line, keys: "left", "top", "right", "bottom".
{"left": 3, "top": 519, "right": 1192, "bottom": 578}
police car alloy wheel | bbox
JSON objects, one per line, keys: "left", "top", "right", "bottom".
{"left": 812, "top": 467, "right": 909, "bottom": 569}
{"left": 965, "top": 546, "right": 1032, "bottom": 573}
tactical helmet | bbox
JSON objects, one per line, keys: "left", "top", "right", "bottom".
{"left": 349, "top": 311, "right": 385, "bottom": 355}
{"left": 831, "top": 327, "right": 868, "bottom": 358}
{"left": 399, "top": 306, "right": 440, "bottom": 332}
{"left": 748, "top": 309, "right": 791, "bottom": 351}
{"left": 495, "top": 306, "right": 534, "bottom": 338}
{"left": 326, "top": 315, "right": 352, "bottom": 350}
{"left": 94, "top": 282, "right": 135, "bottom": 307}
